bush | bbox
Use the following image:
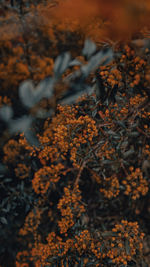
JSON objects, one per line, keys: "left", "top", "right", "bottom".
{"left": 0, "top": 1, "right": 150, "bottom": 266}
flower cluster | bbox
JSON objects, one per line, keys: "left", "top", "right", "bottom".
{"left": 99, "top": 175, "right": 120, "bottom": 199}
{"left": 142, "top": 144, "right": 150, "bottom": 158}
{"left": 74, "top": 230, "right": 91, "bottom": 255}
{"left": 32, "top": 164, "right": 64, "bottom": 194}
{"left": 99, "top": 66, "right": 122, "bottom": 88}
{"left": 19, "top": 207, "right": 42, "bottom": 237}
{"left": 3, "top": 136, "right": 32, "bottom": 182}
{"left": 0, "top": 95, "right": 11, "bottom": 107}
{"left": 39, "top": 104, "right": 98, "bottom": 166}
{"left": 57, "top": 185, "right": 85, "bottom": 234}
{"left": 15, "top": 163, "right": 31, "bottom": 180}
{"left": 122, "top": 167, "right": 149, "bottom": 200}
{"left": 97, "top": 141, "right": 115, "bottom": 160}
{"left": 109, "top": 220, "right": 145, "bottom": 265}
{"left": 16, "top": 251, "right": 30, "bottom": 267}
{"left": 3, "top": 139, "right": 22, "bottom": 164}
{"left": 16, "top": 218, "right": 145, "bottom": 266}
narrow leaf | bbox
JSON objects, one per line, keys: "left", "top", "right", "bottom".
{"left": 0, "top": 217, "right": 8, "bottom": 225}
{"left": 24, "top": 129, "right": 40, "bottom": 147}
{"left": 81, "top": 49, "right": 113, "bottom": 77}
{"left": 125, "top": 239, "right": 130, "bottom": 255}
{"left": 54, "top": 52, "right": 71, "bottom": 76}
{"left": 9, "top": 116, "right": 32, "bottom": 134}
{"left": 69, "top": 59, "right": 82, "bottom": 67}
{"left": 19, "top": 80, "right": 35, "bottom": 108}
{"left": 82, "top": 39, "right": 97, "bottom": 58}
{"left": 0, "top": 106, "right": 13, "bottom": 122}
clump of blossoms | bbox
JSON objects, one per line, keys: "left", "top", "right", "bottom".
{"left": 16, "top": 218, "right": 145, "bottom": 266}
{"left": 0, "top": 95, "right": 11, "bottom": 107}
{"left": 108, "top": 220, "right": 145, "bottom": 265}
{"left": 122, "top": 167, "right": 149, "bottom": 200}
{"left": 57, "top": 185, "right": 85, "bottom": 234}
{"left": 30, "top": 104, "right": 98, "bottom": 195}
{"left": 99, "top": 175, "right": 120, "bottom": 199}
{"left": 39, "top": 104, "right": 98, "bottom": 168}
{"left": 32, "top": 164, "right": 65, "bottom": 194}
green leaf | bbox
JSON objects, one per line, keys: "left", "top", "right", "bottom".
{"left": 0, "top": 217, "right": 8, "bottom": 225}
{"left": 82, "top": 39, "right": 97, "bottom": 59}
{"left": 125, "top": 239, "right": 130, "bottom": 255}
{"left": 123, "top": 149, "right": 135, "bottom": 158}
{"left": 128, "top": 132, "right": 139, "bottom": 137}
{"left": 54, "top": 52, "right": 71, "bottom": 77}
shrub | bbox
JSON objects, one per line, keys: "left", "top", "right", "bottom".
{"left": 0, "top": 1, "right": 150, "bottom": 266}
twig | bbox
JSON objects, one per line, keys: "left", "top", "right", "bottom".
{"left": 74, "top": 160, "right": 88, "bottom": 188}
{"left": 120, "top": 161, "right": 129, "bottom": 176}
{"left": 136, "top": 127, "right": 150, "bottom": 137}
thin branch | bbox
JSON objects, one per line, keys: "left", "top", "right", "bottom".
{"left": 74, "top": 160, "right": 88, "bottom": 188}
